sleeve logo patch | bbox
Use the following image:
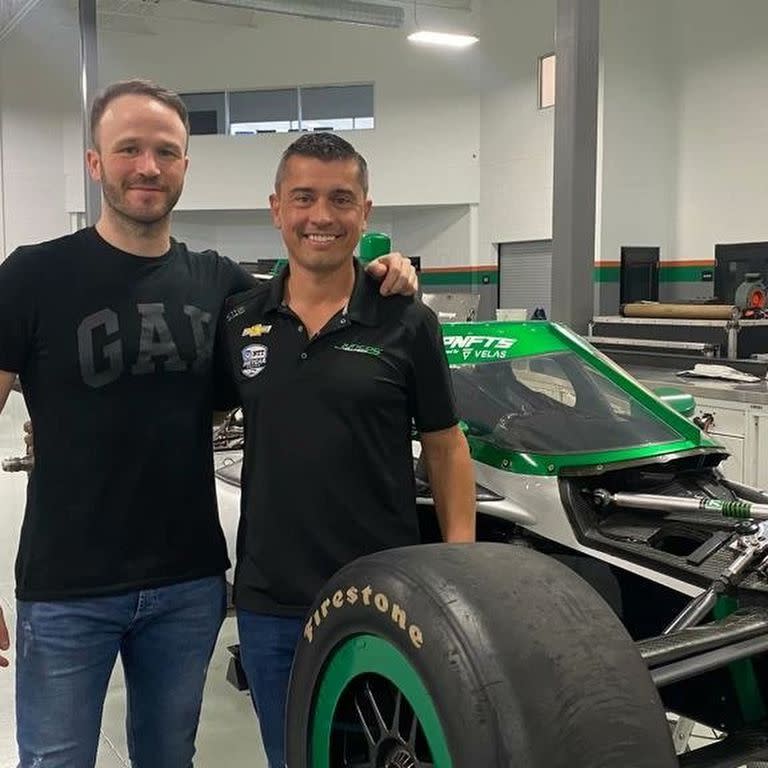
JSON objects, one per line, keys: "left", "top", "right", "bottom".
{"left": 242, "top": 324, "right": 272, "bottom": 338}
{"left": 241, "top": 343, "right": 268, "bottom": 378}
{"left": 226, "top": 305, "right": 245, "bottom": 322}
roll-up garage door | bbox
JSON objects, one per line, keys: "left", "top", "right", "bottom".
{"left": 498, "top": 240, "right": 552, "bottom": 319}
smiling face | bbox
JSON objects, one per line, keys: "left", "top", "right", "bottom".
{"left": 269, "top": 155, "right": 372, "bottom": 274}
{"left": 86, "top": 94, "right": 189, "bottom": 227}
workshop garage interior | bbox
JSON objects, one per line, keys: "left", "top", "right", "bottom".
{"left": 3, "top": 0, "right": 768, "bottom": 766}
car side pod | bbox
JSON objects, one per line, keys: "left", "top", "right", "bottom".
{"left": 285, "top": 543, "right": 677, "bottom": 768}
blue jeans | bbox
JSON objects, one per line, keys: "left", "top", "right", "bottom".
{"left": 236, "top": 610, "right": 304, "bottom": 768}
{"left": 15, "top": 575, "right": 226, "bottom": 768}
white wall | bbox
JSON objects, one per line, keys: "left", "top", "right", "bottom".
{"left": 675, "top": 0, "right": 768, "bottom": 262}
{"left": 597, "top": 0, "right": 680, "bottom": 266}
{"left": 598, "top": 0, "right": 768, "bottom": 267}
{"left": 477, "top": 0, "right": 556, "bottom": 265}
{"left": 85, "top": 10, "right": 483, "bottom": 212}
{"left": 171, "top": 210, "right": 280, "bottom": 263}
{"left": 0, "top": 0, "right": 554, "bottom": 272}
{"left": 393, "top": 205, "right": 474, "bottom": 267}
{"left": 0, "top": 1, "right": 80, "bottom": 252}
{"left": 170, "top": 208, "right": 398, "bottom": 264}
{"left": 169, "top": 204, "right": 472, "bottom": 269}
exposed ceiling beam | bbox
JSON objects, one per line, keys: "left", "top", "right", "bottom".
{"left": 190, "top": 0, "right": 405, "bottom": 28}
{"left": 0, "top": 0, "right": 42, "bottom": 43}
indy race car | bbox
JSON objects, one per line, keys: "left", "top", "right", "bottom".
{"left": 213, "top": 321, "right": 768, "bottom": 768}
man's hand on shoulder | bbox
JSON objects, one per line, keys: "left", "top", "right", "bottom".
{"left": 365, "top": 253, "right": 418, "bottom": 296}
{"left": 0, "top": 606, "right": 10, "bottom": 668}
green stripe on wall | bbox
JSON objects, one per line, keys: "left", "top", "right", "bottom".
{"left": 593, "top": 264, "right": 714, "bottom": 283}
{"left": 421, "top": 270, "right": 498, "bottom": 286}
{"left": 422, "top": 265, "right": 712, "bottom": 286}
{"left": 659, "top": 266, "right": 712, "bottom": 282}
{"left": 594, "top": 266, "right": 620, "bottom": 282}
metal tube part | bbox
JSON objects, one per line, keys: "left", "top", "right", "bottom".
{"left": 597, "top": 490, "right": 768, "bottom": 520}
{"left": 664, "top": 589, "right": 722, "bottom": 634}
{"left": 663, "top": 523, "right": 768, "bottom": 634}
{"left": 652, "top": 633, "right": 768, "bottom": 688}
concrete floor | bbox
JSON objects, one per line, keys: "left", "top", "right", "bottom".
{"left": 0, "top": 391, "right": 266, "bottom": 768}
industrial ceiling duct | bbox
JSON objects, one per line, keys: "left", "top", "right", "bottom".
{"left": 0, "top": 0, "right": 43, "bottom": 43}
{"left": 190, "top": 0, "right": 404, "bottom": 28}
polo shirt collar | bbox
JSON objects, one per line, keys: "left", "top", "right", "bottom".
{"left": 264, "top": 258, "right": 380, "bottom": 326}
{"left": 346, "top": 258, "right": 380, "bottom": 327}
{"left": 263, "top": 264, "right": 290, "bottom": 313}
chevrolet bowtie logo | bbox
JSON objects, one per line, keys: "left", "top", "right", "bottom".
{"left": 242, "top": 324, "right": 272, "bottom": 338}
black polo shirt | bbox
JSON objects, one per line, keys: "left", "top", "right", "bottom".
{"left": 220, "top": 260, "right": 457, "bottom": 616}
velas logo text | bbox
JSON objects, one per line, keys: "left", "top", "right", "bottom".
{"left": 443, "top": 335, "right": 517, "bottom": 361}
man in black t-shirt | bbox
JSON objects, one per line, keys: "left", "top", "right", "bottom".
{"left": 219, "top": 133, "right": 476, "bottom": 768}
{"left": 0, "top": 81, "right": 417, "bottom": 768}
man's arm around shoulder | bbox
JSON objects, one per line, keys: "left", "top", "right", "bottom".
{"left": 420, "top": 425, "right": 476, "bottom": 542}
{"left": 0, "top": 370, "right": 16, "bottom": 667}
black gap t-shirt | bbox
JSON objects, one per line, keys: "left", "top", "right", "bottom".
{"left": 0, "top": 227, "right": 254, "bottom": 600}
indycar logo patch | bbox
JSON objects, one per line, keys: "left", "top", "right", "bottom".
{"left": 242, "top": 324, "right": 272, "bottom": 338}
{"left": 241, "top": 343, "right": 268, "bottom": 378}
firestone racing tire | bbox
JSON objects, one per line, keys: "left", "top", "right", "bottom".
{"left": 285, "top": 543, "right": 677, "bottom": 768}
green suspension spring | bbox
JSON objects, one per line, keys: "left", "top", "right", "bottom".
{"left": 702, "top": 499, "right": 753, "bottom": 519}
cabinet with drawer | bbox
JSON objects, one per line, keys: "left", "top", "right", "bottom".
{"left": 690, "top": 397, "right": 747, "bottom": 483}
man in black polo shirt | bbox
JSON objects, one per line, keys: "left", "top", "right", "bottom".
{"left": 220, "top": 133, "right": 476, "bottom": 767}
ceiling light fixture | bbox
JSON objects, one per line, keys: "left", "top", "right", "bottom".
{"left": 407, "top": 30, "right": 478, "bottom": 48}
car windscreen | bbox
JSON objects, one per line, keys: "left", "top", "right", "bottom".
{"left": 450, "top": 351, "right": 682, "bottom": 454}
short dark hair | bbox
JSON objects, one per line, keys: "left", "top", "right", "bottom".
{"left": 274, "top": 132, "right": 369, "bottom": 196}
{"left": 89, "top": 79, "right": 190, "bottom": 149}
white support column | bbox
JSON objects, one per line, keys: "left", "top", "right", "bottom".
{"left": 79, "top": 0, "right": 100, "bottom": 226}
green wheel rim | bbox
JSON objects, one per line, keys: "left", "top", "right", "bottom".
{"left": 309, "top": 634, "right": 453, "bottom": 768}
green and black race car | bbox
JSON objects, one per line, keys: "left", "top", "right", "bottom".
{"left": 215, "top": 322, "right": 768, "bottom": 768}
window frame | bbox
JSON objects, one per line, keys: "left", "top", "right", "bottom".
{"left": 538, "top": 53, "right": 556, "bottom": 110}
{"left": 180, "top": 82, "right": 375, "bottom": 136}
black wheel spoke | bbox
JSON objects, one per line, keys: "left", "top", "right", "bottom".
{"left": 391, "top": 689, "right": 403, "bottom": 739}
{"left": 354, "top": 694, "right": 377, "bottom": 747}
{"left": 332, "top": 673, "right": 437, "bottom": 768}
{"left": 364, "top": 681, "right": 389, "bottom": 737}
{"left": 342, "top": 729, "right": 375, "bottom": 768}
{"left": 407, "top": 707, "right": 419, "bottom": 748}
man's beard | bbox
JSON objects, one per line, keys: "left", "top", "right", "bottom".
{"left": 101, "top": 173, "right": 183, "bottom": 228}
